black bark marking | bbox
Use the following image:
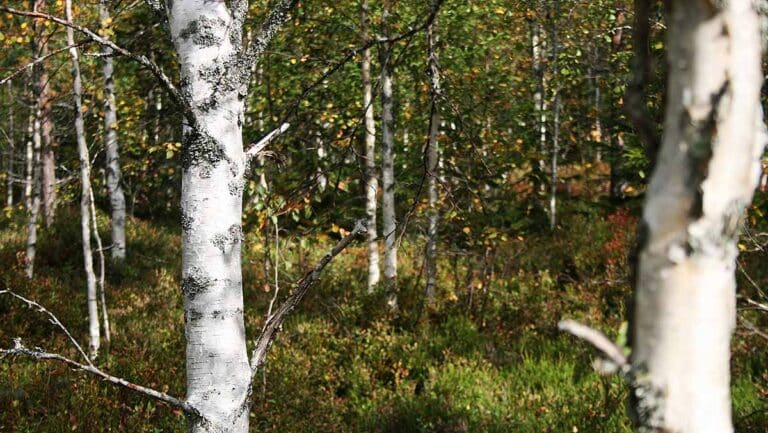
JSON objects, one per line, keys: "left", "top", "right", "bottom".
{"left": 182, "top": 128, "right": 225, "bottom": 175}
{"left": 181, "top": 266, "right": 214, "bottom": 300}
{"left": 178, "top": 16, "right": 226, "bottom": 47}
{"left": 210, "top": 224, "right": 243, "bottom": 254}
{"left": 228, "top": 179, "right": 244, "bottom": 196}
{"left": 628, "top": 365, "right": 666, "bottom": 433}
{"left": 181, "top": 211, "right": 195, "bottom": 232}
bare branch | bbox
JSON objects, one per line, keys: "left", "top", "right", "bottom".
{"left": 0, "top": 42, "right": 88, "bottom": 86}
{"left": 0, "top": 338, "right": 202, "bottom": 419}
{"left": 241, "top": 0, "right": 300, "bottom": 74}
{"left": 0, "top": 6, "right": 191, "bottom": 121}
{"left": 558, "top": 319, "right": 630, "bottom": 372}
{"left": 245, "top": 123, "right": 290, "bottom": 164}
{"left": 738, "top": 316, "right": 768, "bottom": 342}
{"left": 249, "top": 219, "right": 368, "bottom": 374}
{"left": 0, "top": 289, "right": 92, "bottom": 366}
{"left": 374, "top": 0, "right": 445, "bottom": 44}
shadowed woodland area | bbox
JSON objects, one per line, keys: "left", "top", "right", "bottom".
{"left": 1, "top": 0, "right": 768, "bottom": 432}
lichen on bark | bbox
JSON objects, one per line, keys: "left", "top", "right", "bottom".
{"left": 181, "top": 266, "right": 214, "bottom": 300}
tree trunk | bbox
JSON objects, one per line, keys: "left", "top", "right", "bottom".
{"left": 5, "top": 81, "right": 14, "bottom": 208}
{"left": 425, "top": 19, "right": 440, "bottom": 306}
{"left": 530, "top": 14, "right": 547, "bottom": 194}
{"left": 548, "top": 0, "right": 560, "bottom": 231}
{"left": 38, "top": 0, "right": 56, "bottom": 229}
{"left": 630, "top": 2, "right": 765, "bottom": 432}
{"left": 25, "top": 77, "right": 41, "bottom": 280}
{"left": 65, "top": 0, "right": 100, "bottom": 358}
{"left": 168, "top": 2, "right": 251, "bottom": 431}
{"left": 360, "top": 0, "right": 380, "bottom": 292}
{"left": 100, "top": 0, "right": 127, "bottom": 261}
{"left": 380, "top": 1, "right": 397, "bottom": 307}
{"left": 25, "top": 0, "right": 44, "bottom": 279}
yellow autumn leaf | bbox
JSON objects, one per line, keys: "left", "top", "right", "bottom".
{"left": 462, "top": 226, "right": 471, "bottom": 234}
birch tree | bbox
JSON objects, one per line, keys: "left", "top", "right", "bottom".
{"left": 65, "top": 0, "right": 101, "bottom": 358}
{"left": 100, "top": 0, "right": 127, "bottom": 261}
{"left": 424, "top": 18, "right": 440, "bottom": 306}
{"left": 380, "top": 0, "right": 398, "bottom": 304}
{"left": 361, "top": 0, "right": 380, "bottom": 292}
{"left": 561, "top": 1, "right": 767, "bottom": 431}
{"left": 629, "top": 1, "right": 766, "bottom": 430}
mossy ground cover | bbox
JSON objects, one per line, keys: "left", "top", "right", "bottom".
{"left": 0, "top": 204, "right": 766, "bottom": 432}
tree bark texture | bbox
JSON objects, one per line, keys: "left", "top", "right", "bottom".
{"left": 425, "top": 19, "right": 440, "bottom": 305}
{"left": 380, "top": 1, "right": 397, "bottom": 298}
{"left": 631, "top": 1, "right": 766, "bottom": 432}
{"left": 65, "top": 0, "right": 101, "bottom": 359}
{"left": 168, "top": 1, "right": 251, "bottom": 430}
{"left": 361, "top": 0, "right": 380, "bottom": 292}
{"left": 100, "top": 0, "right": 127, "bottom": 261}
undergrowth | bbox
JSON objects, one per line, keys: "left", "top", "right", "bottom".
{"left": 0, "top": 204, "right": 766, "bottom": 432}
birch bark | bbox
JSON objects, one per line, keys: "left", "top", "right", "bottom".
{"left": 425, "top": 19, "right": 440, "bottom": 305}
{"left": 380, "top": 0, "right": 398, "bottom": 301}
{"left": 65, "top": 0, "right": 100, "bottom": 358}
{"left": 631, "top": 1, "right": 766, "bottom": 431}
{"left": 100, "top": 0, "right": 127, "bottom": 261}
{"left": 168, "top": 2, "right": 251, "bottom": 431}
{"left": 361, "top": 0, "right": 380, "bottom": 292}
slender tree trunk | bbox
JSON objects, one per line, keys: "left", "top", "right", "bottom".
{"left": 361, "top": 0, "right": 380, "bottom": 292}
{"left": 425, "top": 18, "right": 440, "bottom": 306}
{"left": 548, "top": 0, "right": 560, "bottom": 231}
{"left": 530, "top": 15, "right": 547, "bottom": 193}
{"left": 5, "top": 81, "right": 14, "bottom": 208}
{"left": 38, "top": 0, "right": 57, "bottom": 228}
{"left": 24, "top": 99, "right": 33, "bottom": 210}
{"left": 168, "top": 3, "right": 251, "bottom": 430}
{"left": 630, "top": 2, "right": 765, "bottom": 432}
{"left": 380, "top": 1, "right": 397, "bottom": 307}
{"left": 100, "top": 0, "right": 127, "bottom": 261}
{"left": 65, "top": 0, "right": 100, "bottom": 358}
{"left": 25, "top": 80, "right": 41, "bottom": 279}
{"left": 25, "top": 0, "right": 44, "bottom": 279}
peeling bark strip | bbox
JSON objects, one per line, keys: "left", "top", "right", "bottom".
{"left": 631, "top": 1, "right": 766, "bottom": 432}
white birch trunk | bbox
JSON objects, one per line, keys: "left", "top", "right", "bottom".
{"left": 24, "top": 102, "right": 33, "bottom": 211}
{"left": 425, "top": 19, "right": 440, "bottom": 305}
{"left": 100, "top": 0, "right": 127, "bottom": 261}
{"left": 380, "top": 2, "right": 397, "bottom": 298}
{"left": 25, "top": 81, "right": 41, "bottom": 280}
{"left": 531, "top": 18, "right": 547, "bottom": 169}
{"left": 631, "top": 1, "right": 766, "bottom": 431}
{"left": 65, "top": 0, "right": 100, "bottom": 358}
{"left": 548, "top": 0, "right": 560, "bottom": 231}
{"left": 168, "top": 2, "right": 251, "bottom": 431}
{"left": 361, "top": 0, "right": 380, "bottom": 292}
{"left": 25, "top": 3, "right": 43, "bottom": 279}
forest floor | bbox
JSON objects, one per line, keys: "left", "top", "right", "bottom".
{"left": 0, "top": 203, "right": 767, "bottom": 432}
